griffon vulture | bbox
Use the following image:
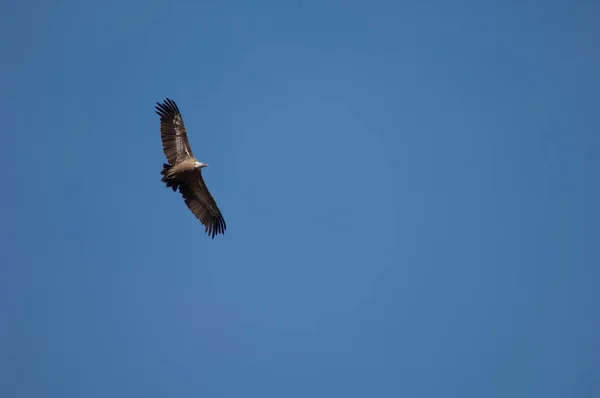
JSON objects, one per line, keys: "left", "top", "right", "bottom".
{"left": 155, "top": 98, "right": 226, "bottom": 238}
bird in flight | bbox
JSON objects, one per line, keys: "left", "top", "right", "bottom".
{"left": 155, "top": 98, "right": 226, "bottom": 238}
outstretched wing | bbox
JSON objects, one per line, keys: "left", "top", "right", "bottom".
{"left": 178, "top": 171, "right": 226, "bottom": 238}
{"left": 155, "top": 98, "right": 195, "bottom": 165}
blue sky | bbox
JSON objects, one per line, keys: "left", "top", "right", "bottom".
{"left": 1, "top": 0, "right": 599, "bottom": 396}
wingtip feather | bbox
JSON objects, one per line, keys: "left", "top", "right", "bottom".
{"left": 155, "top": 97, "right": 181, "bottom": 120}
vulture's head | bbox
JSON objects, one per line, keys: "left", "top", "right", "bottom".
{"left": 194, "top": 161, "right": 209, "bottom": 169}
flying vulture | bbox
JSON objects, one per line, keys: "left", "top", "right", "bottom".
{"left": 155, "top": 98, "right": 226, "bottom": 238}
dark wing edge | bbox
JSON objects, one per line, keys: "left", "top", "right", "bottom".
{"left": 155, "top": 98, "right": 195, "bottom": 164}
{"left": 178, "top": 173, "right": 227, "bottom": 239}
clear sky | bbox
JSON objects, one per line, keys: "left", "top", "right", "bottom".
{"left": 1, "top": 0, "right": 599, "bottom": 396}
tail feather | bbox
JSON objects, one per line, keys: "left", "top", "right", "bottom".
{"left": 161, "top": 163, "right": 179, "bottom": 192}
{"left": 160, "top": 163, "right": 172, "bottom": 176}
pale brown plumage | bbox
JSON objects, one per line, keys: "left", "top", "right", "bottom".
{"left": 155, "top": 98, "right": 226, "bottom": 238}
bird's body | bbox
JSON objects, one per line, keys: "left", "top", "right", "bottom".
{"left": 162, "top": 158, "right": 199, "bottom": 180}
{"left": 155, "top": 98, "right": 226, "bottom": 238}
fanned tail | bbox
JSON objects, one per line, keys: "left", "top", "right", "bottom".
{"left": 161, "top": 163, "right": 179, "bottom": 192}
